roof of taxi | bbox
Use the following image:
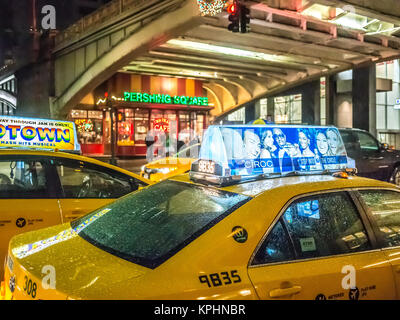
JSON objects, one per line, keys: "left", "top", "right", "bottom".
{"left": 171, "top": 173, "right": 397, "bottom": 198}
{"left": 0, "top": 148, "right": 148, "bottom": 181}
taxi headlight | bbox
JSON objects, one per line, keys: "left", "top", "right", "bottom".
{"left": 141, "top": 165, "right": 146, "bottom": 172}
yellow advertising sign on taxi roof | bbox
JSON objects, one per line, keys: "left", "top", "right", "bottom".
{"left": 0, "top": 116, "right": 80, "bottom": 152}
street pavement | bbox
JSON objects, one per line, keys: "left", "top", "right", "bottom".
{"left": 117, "top": 158, "right": 148, "bottom": 174}
{"left": 93, "top": 157, "right": 148, "bottom": 174}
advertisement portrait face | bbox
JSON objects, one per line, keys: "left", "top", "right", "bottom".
{"left": 316, "top": 132, "right": 329, "bottom": 155}
{"left": 298, "top": 131, "right": 310, "bottom": 151}
{"left": 262, "top": 130, "right": 274, "bottom": 149}
{"left": 273, "top": 128, "right": 286, "bottom": 148}
{"left": 243, "top": 130, "right": 261, "bottom": 159}
{"left": 327, "top": 129, "right": 340, "bottom": 155}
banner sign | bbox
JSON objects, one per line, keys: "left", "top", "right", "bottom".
{"left": 195, "top": 125, "right": 348, "bottom": 177}
{"left": 123, "top": 92, "right": 209, "bottom": 107}
{"left": 0, "top": 116, "right": 81, "bottom": 152}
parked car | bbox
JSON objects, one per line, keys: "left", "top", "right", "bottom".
{"left": 0, "top": 115, "right": 151, "bottom": 277}
{"left": 339, "top": 128, "right": 400, "bottom": 185}
{"left": 140, "top": 143, "right": 200, "bottom": 182}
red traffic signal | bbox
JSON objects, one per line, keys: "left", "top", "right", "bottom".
{"left": 227, "top": 3, "right": 238, "bottom": 15}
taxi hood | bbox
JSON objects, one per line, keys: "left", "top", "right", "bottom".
{"left": 145, "top": 157, "right": 194, "bottom": 168}
{"left": 9, "top": 223, "right": 149, "bottom": 299}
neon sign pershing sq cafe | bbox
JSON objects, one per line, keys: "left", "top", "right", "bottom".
{"left": 124, "top": 92, "right": 209, "bottom": 106}
{"left": 153, "top": 118, "right": 170, "bottom": 132}
{"left": 0, "top": 116, "right": 80, "bottom": 152}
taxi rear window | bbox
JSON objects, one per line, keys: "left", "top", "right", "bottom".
{"left": 71, "top": 180, "right": 250, "bottom": 269}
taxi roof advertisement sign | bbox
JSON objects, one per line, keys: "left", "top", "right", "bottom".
{"left": 0, "top": 116, "right": 80, "bottom": 152}
{"left": 198, "top": 125, "right": 348, "bottom": 176}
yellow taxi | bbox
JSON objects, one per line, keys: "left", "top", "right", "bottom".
{"left": 3, "top": 125, "right": 400, "bottom": 300}
{"left": 140, "top": 143, "right": 200, "bottom": 182}
{"left": 0, "top": 116, "right": 151, "bottom": 278}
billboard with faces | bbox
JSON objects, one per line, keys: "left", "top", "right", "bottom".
{"left": 199, "top": 125, "right": 348, "bottom": 176}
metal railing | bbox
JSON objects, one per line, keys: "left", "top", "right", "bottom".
{"left": 54, "top": 0, "right": 153, "bottom": 46}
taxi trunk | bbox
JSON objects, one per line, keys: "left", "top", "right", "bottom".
{"left": 4, "top": 224, "right": 150, "bottom": 300}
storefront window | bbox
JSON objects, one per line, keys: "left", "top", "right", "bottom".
{"left": 274, "top": 94, "right": 302, "bottom": 124}
{"left": 194, "top": 113, "right": 205, "bottom": 141}
{"left": 179, "top": 111, "right": 190, "bottom": 132}
{"left": 135, "top": 109, "right": 149, "bottom": 145}
{"left": 118, "top": 109, "right": 134, "bottom": 146}
{"left": 71, "top": 110, "right": 88, "bottom": 119}
{"left": 88, "top": 110, "right": 103, "bottom": 119}
{"left": 165, "top": 110, "right": 177, "bottom": 121}
{"left": 72, "top": 110, "right": 103, "bottom": 145}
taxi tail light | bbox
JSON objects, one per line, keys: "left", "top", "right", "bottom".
{"left": 0, "top": 281, "right": 5, "bottom": 300}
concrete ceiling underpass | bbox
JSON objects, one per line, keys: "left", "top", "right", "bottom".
{"left": 119, "top": 0, "right": 400, "bottom": 117}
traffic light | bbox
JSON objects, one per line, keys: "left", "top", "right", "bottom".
{"left": 240, "top": 4, "right": 250, "bottom": 33}
{"left": 227, "top": 2, "right": 240, "bottom": 33}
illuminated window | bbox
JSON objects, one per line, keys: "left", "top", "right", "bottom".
{"left": 134, "top": 109, "right": 149, "bottom": 144}
{"left": 259, "top": 98, "right": 268, "bottom": 119}
{"left": 118, "top": 109, "right": 134, "bottom": 147}
{"left": 227, "top": 108, "right": 245, "bottom": 123}
{"left": 72, "top": 110, "right": 103, "bottom": 145}
{"left": 274, "top": 94, "right": 302, "bottom": 124}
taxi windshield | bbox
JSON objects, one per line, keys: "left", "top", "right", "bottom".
{"left": 71, "top": 180, "right": 250, "bottom": 269}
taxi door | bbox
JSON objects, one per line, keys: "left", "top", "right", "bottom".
{"left": 248, "top": 191, "right": 396, "bottom": 300}
{"left": 52, "top": 158, "right": 139, "bottom": 222}
{"left": 356, "top": 189, "right": 400, "bottom": 299}
{"left": 0, "top": 156, "right": 62, "bottom": 274}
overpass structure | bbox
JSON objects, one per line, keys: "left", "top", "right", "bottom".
{"left": 0, "top": 75, "right": 17, "bottom": 115}
{"left": 52, "top": 0, "right": 400, "bottom": 118}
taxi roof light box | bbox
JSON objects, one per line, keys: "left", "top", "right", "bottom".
{"left": 0, "top": 115, "right": 81, "bottom": 154}
{"left": 190, "top": 124, "right": 350, "bottom": 186}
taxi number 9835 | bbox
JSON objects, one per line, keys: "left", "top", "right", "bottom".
{"left": 198, "top": 160, "right": 216, "bottom": 174}
{"left": 199, "top": 270, "right": 241, "bottom": 288}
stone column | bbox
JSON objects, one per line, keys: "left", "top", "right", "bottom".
{"left": 353, "top": 65, "right": 377, "bottom": 135}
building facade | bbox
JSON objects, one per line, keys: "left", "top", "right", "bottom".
{"left": 70, "top": 73, "right": 214, "bottom": 157}
{"left": 220, "top": 60, "right": 400, "bottom": 148}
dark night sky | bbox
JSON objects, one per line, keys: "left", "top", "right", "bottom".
{"left": 0, "top": 0, "right": 112, "bottom": 63}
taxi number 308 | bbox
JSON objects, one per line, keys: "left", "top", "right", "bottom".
{"left": 23, "top": 276, "right": 37, "bottom": 298}
{"left": 199, "top": 270, "right": 241, "bottom": 288}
